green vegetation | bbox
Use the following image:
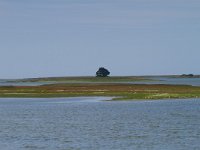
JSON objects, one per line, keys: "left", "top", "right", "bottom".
{"left": 1, "top": 83, "right": 200, "bottom": 100}
{"left": 10, "top": 76, "right": 152, "bottom": 83}
{"left": 96, "top": 67, "right": 110, "bottom": 77}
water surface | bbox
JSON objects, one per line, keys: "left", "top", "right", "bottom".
{"left": 0, "top": 97, "right": 200, "bottom": 150}
{"left": 140, "top": 77, "right": 200, "bottom": 86}
{"left": 1, "top": 77, "right": 200, "bottom": 86}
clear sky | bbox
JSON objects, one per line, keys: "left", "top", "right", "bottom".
{"left": 0, "top": 0, "right": 200, "bottom": 78}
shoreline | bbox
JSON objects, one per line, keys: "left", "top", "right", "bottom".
{"left": 0, "top": 96, "right": 199, "bottom": 103}
{"left": 1, "top": 83, "right": 200, "bottom": 100}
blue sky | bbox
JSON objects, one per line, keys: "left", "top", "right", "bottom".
{"left": 0, "top": 0, "right": 200, "bottom": 78}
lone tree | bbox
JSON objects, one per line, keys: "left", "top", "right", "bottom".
{"left": 96, "top": 67, "right": 110, "bottom": 77}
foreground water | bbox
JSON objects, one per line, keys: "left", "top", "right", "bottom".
{"left": 0, "top": 97, "right": 200, "bottom": 150}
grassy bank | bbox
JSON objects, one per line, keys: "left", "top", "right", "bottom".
{"left": 9, "top": 76, "right": 152, "bottom": 83}
{"left": 1, "top": 83, "right": 200, "bottom": 100}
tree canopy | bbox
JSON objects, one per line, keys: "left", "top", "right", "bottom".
{"left": 96, "top": 67, "right": 110, "bottom": 77}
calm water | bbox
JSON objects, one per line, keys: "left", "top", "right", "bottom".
{"left": 131, "top": 77, "right": 200, "bottom": 86}
{"left": 150, "top": 77, "right": 200, "bottom": 86}
{"left": 0, "top": 79, "right": 57, "bottom": 86}
{"left": 0, "top": 97, "right": 200, "bottom": 150}
{"left": 1, "top": 77, "right": 200, "bottom": 86}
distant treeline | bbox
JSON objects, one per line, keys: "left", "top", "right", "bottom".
{"left": 180, "top": 74, "right": 194, "bottom": 77}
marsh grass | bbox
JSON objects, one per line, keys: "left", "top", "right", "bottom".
{"left": 10, "top": 76, "right": 152, "bottom": 83}
{"left": 1, "top": 83, "right": 200, "bottom": 100}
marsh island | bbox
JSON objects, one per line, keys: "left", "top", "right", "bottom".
{"left": 1, "top": 76, "right": 200, "bottom": 100}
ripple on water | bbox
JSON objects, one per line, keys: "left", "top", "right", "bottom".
{"left": 0, "top": 98, "right": 200, "bottom": 150}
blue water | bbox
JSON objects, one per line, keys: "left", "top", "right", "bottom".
{"left": 1, "top": 77, "right": 200, "bottom": 86}
{"left": 0, "top": 79, "right": 57, "bottom": 86}
{"left": 129, "top": 77, "right": 200, "bottom": 86}
{"left": 0, "top": 97, "right": 200, "bottom": 150}
{"left": 137, "top": 77, "right": 200, "bottom": 86}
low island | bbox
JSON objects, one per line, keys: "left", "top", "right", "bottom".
{"left": 1, "top": 76, "right": 200, "bottom": 100}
